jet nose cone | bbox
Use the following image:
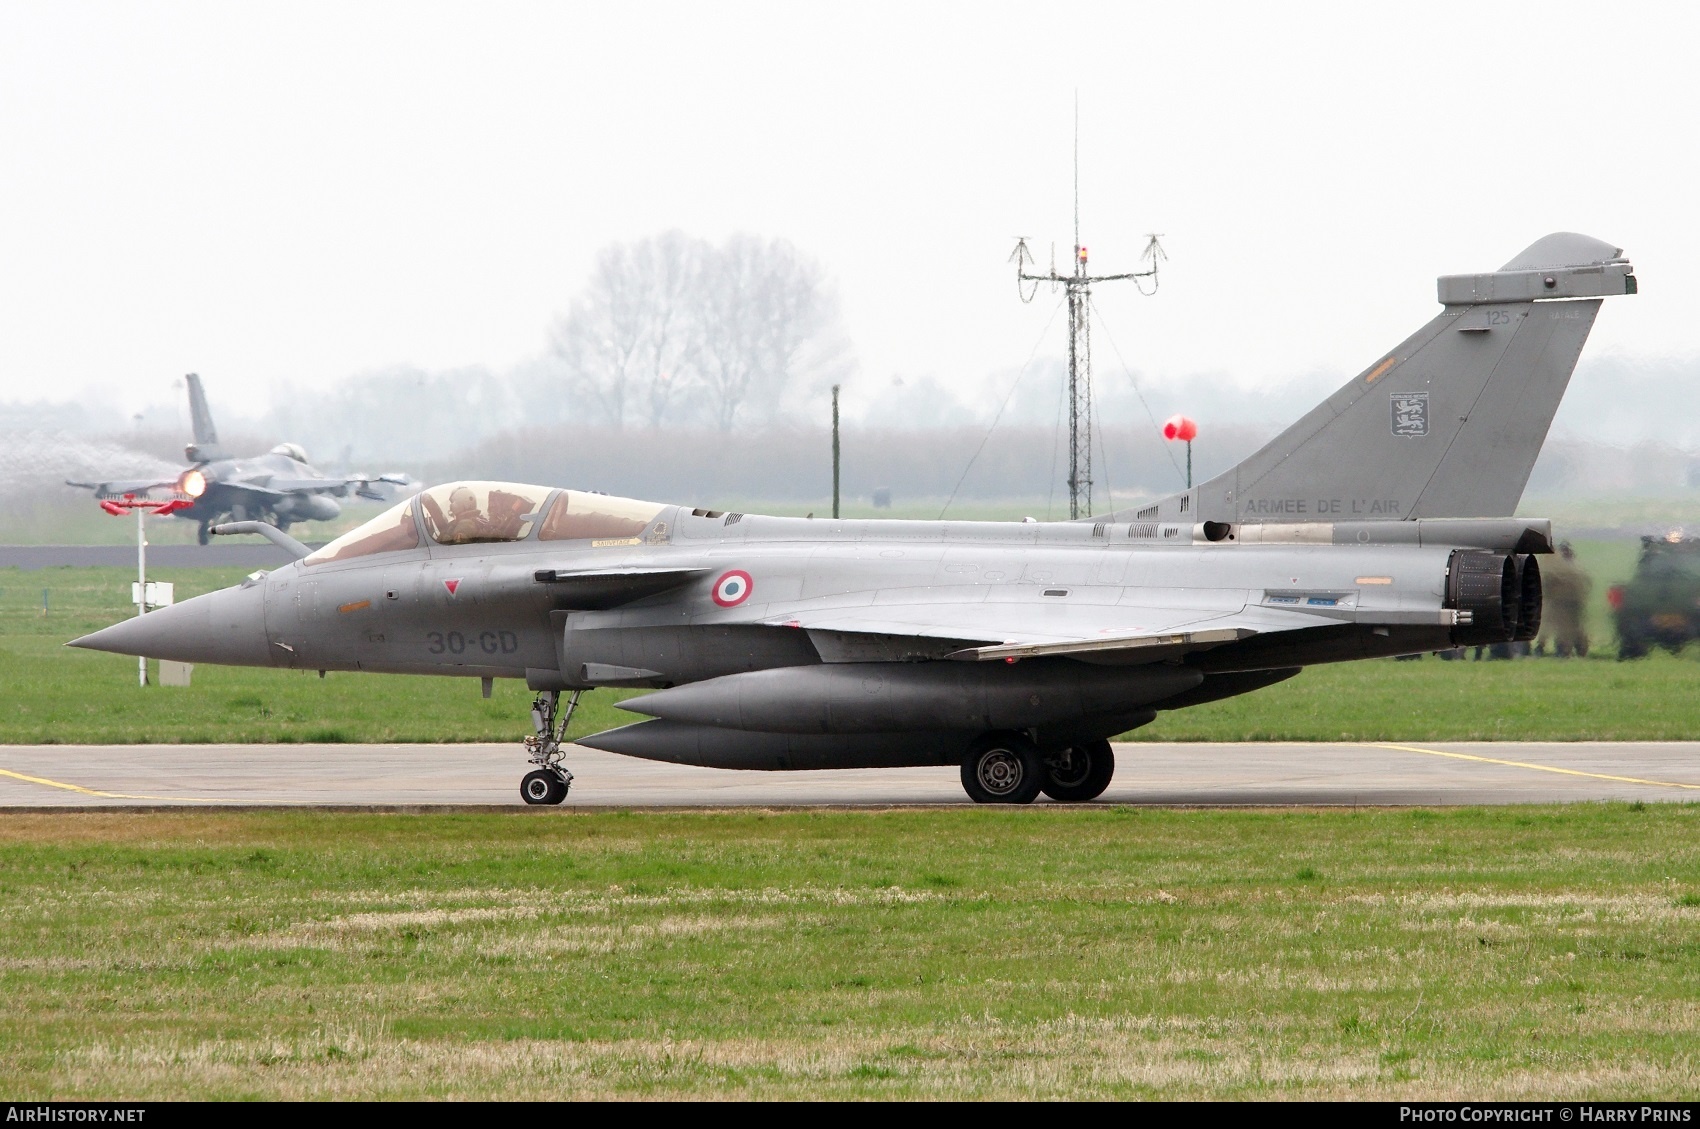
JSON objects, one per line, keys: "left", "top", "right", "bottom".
{"left": 67, "top": 582, "right": 273, "bottom": 667}
{"left": 68, "top": 597, "right": 214, "bottom": 660}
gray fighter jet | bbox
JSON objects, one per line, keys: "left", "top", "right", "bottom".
{"left": 69, "top": 233, "right": 1636, "bottom": 804}
{"left": 67, "top": 373, "right": 408, "bottom": 544}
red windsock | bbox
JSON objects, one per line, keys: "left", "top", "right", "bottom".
{"left": 1162, "top": 414, "right": 1198, "bottom": 442}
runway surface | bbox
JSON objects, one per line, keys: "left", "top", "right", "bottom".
{"left": 1, "top": 741, "right": 1697, "bottom": 808}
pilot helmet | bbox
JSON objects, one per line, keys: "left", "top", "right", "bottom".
{"left": 448, "top": 485, "right": 480, "bottom": 517}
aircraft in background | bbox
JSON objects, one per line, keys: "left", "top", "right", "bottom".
{"left": 70, "top": 234, "right": 1636, "bottom": 804}
{"left": 67, "top": 373, "right": 409, "bottom": 544}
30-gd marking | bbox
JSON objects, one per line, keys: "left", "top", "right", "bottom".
{"left": 1368, "top": 743, "right": 1700, "bottom": 791}
{"left": 426, "top": 630, "right": 520, "bottom": 655}
{"left": 712, "top": 570, "right": 754, "bottom": 607}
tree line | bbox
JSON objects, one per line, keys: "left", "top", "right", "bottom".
{"left": 550, "top": 231, "right": 847, "bottom": 431}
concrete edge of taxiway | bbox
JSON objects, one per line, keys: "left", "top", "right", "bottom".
{"left": 0, "top": 801, "right": 1649, "bottom": 815}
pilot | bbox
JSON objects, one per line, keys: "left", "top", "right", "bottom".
{"left": 1536, "top": 542, "right": 1591, "bottom": 658}
{"left": 437, "top": 486, "right": 492, "bottom": 544}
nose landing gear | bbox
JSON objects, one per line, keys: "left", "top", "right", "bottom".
{"left": 521, "top": 769, "right": 568, "bottom": 805}
{"left": 520, "top": 690, "right": 580, "bottom": 805}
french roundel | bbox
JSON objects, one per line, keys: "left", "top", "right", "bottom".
{"left": 711, "top": 569, "right": 753, "bottom": 607}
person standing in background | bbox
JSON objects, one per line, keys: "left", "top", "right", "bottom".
{"left": 1536, "top": 542, "right": 1592, "bottom": 657}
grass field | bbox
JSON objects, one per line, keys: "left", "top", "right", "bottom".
{"left": 3, "top": 548, "right": 1697, "bottom": 744}
{"left": 0, "top": 806, "right": 1696, "bottom": 1099}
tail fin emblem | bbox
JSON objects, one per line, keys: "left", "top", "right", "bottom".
{"left": 443, "top": 578, "right": 462, "bottom": 596}
{"left": 1390, "top": 393, "right": 1430, "bottom": 437}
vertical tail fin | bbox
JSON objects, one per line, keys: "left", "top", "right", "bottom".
{"left": 1120, "top": 233, "right": 1636, "bottom": 524}
{"left": 183, "top": 373, "right": 224, "bottom": 462}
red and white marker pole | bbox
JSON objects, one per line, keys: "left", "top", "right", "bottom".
{"left": 97, "top": 494, "right": 192, "bottom": 686}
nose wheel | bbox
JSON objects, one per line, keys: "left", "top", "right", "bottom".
{"left": 521, "top": 769, "right": 569, "bottom": 805}
{"left": 520, "top": 690, "right": 580, "bottom": 806}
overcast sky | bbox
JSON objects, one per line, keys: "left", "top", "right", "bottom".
{"left": 0, "top": 1, "right": 1694, "bottom": 421}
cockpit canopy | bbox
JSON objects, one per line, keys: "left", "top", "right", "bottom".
{"left": 269, "top": 442, "right": 310, "bottom": 463}
{"left": 419, "top": 482, "right": 550, "bottom": 545}
{"left": 302, "top": 481, "right": 668, "bottom": 566}
{"left": 303, "top": 497, "right": 418, "bottom": 565}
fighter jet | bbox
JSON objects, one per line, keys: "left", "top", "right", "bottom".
{"left": 69, "top": 234, "right": 1636, "bottom": 805}
{"left": 67, "top": 373, "right": 408, "bottom": 544}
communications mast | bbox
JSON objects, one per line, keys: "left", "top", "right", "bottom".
{"left": 1012, "top": 102, "right": 1165, "bottom": 519}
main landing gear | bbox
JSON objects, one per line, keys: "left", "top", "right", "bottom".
{"left": 1040, "top": 738, "right": 1116, "bottom": 802}
{"left": 960, "top": 732, "right": 1117, "bottom": 805}
{"left": 521, "top": 690, "right": 581, "bottom": 805}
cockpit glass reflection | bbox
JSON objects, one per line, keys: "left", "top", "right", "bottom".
{"left": 419, "top": 482, "right": 552, "bottom": 545}
{"left": 539, "top": 490, "right": 667, "bottom": 541}
{"left": 303, "top": 499, "right": 419, "bottom": 565}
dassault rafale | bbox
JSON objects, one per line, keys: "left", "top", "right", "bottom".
{"left": 67, "top": 372, "right": 408, "bottom": 544}
{"left": 70, "top": 233, "right": 1637, "bottom": 804}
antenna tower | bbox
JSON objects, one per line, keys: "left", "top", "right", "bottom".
{"left": 1011, "top": 96, "right": 1165, "bottom": 519}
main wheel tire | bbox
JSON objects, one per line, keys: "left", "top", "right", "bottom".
{"left": 960, "top": 732, "right": 1044, "bottom": 805}
{"left": 197, "top": 523, "right": 210, "bottom": 546}
{"left": 521, "top": 769, "right": 566, "bottom": 805}
{"left": 1041, "top": 738, "right": 1115, "bottom": 802}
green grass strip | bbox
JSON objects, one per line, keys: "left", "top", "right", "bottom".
{"left": 0, "top": 806, "right": 1696, "bottom": 1099}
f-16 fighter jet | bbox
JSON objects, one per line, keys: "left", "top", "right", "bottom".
{"left": 70, "top": 234, "right": 1637, "bottom": 804}
{"left": 67, "top": 373, "right": 408, "bottom": 544}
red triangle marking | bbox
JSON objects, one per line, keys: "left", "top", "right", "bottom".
{"left": 443, "top": 578, "right": 461, "bottom": 596}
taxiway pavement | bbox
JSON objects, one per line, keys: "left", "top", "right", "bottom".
{"left": 1, "top": 741, "right": 1696, "bottom": 808}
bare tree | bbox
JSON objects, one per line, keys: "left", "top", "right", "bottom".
{"left": 549, "top": 242, "right": 651, "bottom": 429}
{"left": 550, "top": 232, "right": 716, "bottom": 429}
{"left": 697, "top": 235, "right": 835, "bottom": 431}
{"left": 550, "top": 232, "right": 844, "bottom": 432}
{"left": 695, "top": 236, "right": 765, "bottom": 432}
{"left": 634, "top": 231, "right": 708, "bottom": 428}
